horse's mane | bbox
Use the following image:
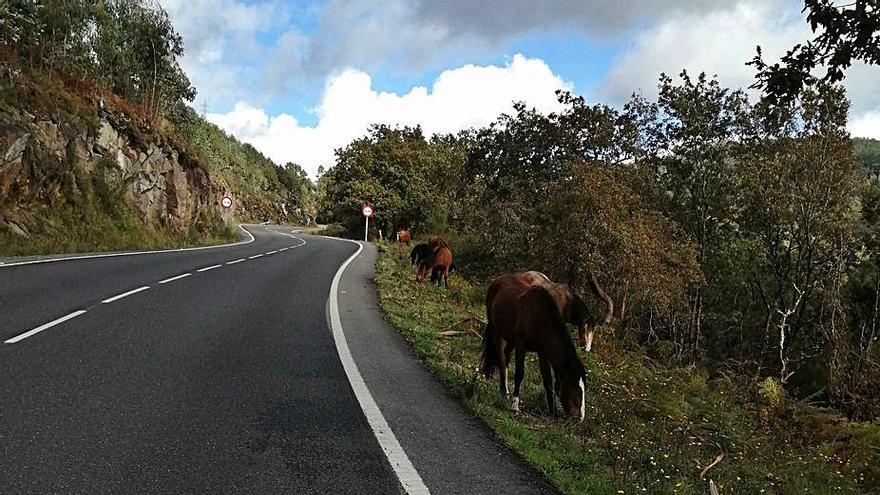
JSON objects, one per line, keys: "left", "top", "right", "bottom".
{"left": 529, "top": 286, "right": 582, "bottom": 369}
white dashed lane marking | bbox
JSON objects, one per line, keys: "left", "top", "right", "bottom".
{"left": 102, "top": 286, "right": 151, "bottom": 304}
{"left": 196, "top": 264, "right": 222, "bottom": 273}
{"left": 158, "top": 273, "right": 191, "bottom": 284}
{"left": 4, "top": 310, "right": 88, "bottom": 344}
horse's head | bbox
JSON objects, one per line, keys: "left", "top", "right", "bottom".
{"left": 568, "top": 292, "right": 597, "bottom": 352}
{"left": 557, "top": 364, "right": 586, "bottom": 421}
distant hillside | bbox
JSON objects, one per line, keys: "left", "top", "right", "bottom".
{"left": 0, "top": 1, "right": 312, "bottom": 256}
{"left": 0, "top": 69, "right": 313, "bottom": 256}
{"left": 183, "top": 115, "right": 315, "bottom": 226}
{"left": 854, "top": 137, "right": 880, "bottom": 176}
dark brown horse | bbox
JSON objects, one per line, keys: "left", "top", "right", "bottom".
{"left": 516, "top": 271, "right": 595, "bottom": 352}
{"left": 410, "top": 243, "right": 433, "bottom": 281}
{"left": 482, "top": 275, "right": 586, "bottom": 419}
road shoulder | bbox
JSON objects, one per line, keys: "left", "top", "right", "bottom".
{"left": 336, "top": 241, "right": 555, "bottom": 495}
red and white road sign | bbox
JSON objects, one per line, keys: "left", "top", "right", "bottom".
{"left": 361, "top": 204, "right": 374, "bottom": 217}
{"left": 221, "top": 196, "right": 233, "bottom": 208}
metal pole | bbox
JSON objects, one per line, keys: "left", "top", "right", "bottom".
{"left": 364, "top": 216, "right": 369, "bottom": 242}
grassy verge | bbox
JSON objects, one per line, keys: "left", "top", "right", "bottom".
{"left": 374, "top": 242, "right": 879, "bottom": 494}
{"left": 0, "top": 206, "right": 239, "bottom": 258}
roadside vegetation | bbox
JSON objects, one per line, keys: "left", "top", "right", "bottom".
{"left": 318, "top": 6, "right": 880, "bottom": 491}
{"left": 376, "top": 243, "right": 879, "bottom": 494}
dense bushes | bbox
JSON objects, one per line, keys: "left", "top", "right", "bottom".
{"left": 320, "top": 74, "right": 880, "bottom": 420}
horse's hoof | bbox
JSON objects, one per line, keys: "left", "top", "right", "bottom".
{"left": 509, "top": 397, "right": 521, "bottom": 412}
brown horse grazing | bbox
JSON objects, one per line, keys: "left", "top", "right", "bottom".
{"left": 396, "top": 229, "right": 411, "bottom": 246}
{"left": 482, "top": 275, "right": 586, "bottom": 419}
{"left": 516, "top": 271, "right": 596, "bottom": 352}
{"left": 411, "top": 243, "right": 433, "bottom": 282}
{"left": 430, "top": 246, "right": 453, "bottom": 287}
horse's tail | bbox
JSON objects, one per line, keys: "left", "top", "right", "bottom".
{"left": 481, "top": 284, "right": 500, "bottom": 377}
{"left": 480, "top": 317, "right": 498, "bottom": 378}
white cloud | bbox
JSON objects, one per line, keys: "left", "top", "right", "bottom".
{"left": 599, "top": 0, "right": 808, "bottom": 103}
{"left": 207, "top": 54, "right": 571, "bottom": 178}
{"left": 850, "top": 111, "right": 880, "bottom": 139}
{"left": 598, "top": 0, "right": 880, "bottom": 139}
{"left": 160, "top": 0, "right": 284, "bottom": 106}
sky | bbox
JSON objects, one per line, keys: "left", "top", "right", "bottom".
{"left": 159, "top": 0, "right": 880, "bottom": 178}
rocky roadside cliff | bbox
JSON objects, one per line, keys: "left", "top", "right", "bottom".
{"left": 0, "top": 74, "right": 308, "bottom": 254}
{"left": 0, "top": 103, "right": 223, "bottom": 242}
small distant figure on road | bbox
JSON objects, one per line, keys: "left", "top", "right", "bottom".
{"left": 396, "top": 229, "right": 411, "bottom": 246}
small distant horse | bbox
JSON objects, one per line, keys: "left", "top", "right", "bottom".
{"left": 430, "top": 246, "right": 453, "bottom": 287}
{"left": 396, "top": 229, "right": 411, "bottom": 246}
{"left": 410, "top": 243, "right": 433, "bottom": 282}
{"left": 516, "top": 271, "right": 597, "bottom": 352}
{"left": 482, "top": 275, "right": 586, "bottom": 420}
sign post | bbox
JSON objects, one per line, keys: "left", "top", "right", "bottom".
{"left": 361, "top": 203, "right": 374, "bottom": 242}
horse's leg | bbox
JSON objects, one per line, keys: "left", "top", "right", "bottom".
{"left": 538, "top": 352, "right": 556, "bottom": 416}
{"left": 511, "top": 345, "right": 526, "bottom": 412}
{"left": 497, "top": 339, "right": 509, "bottom": 398}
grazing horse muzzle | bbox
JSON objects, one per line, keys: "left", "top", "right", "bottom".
{"left": 559, "top": 373, "right": 586, "bottom": 421}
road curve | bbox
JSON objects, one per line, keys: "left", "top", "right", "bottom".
{"left": 0, "top": 226, "right": 552, "bottom": 493}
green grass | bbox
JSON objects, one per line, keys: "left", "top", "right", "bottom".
{"left": 0, "top": 205, "right": 239, "bottom": 257}
{"left": 374, "top": 242, "right": 880, "bottom": 494}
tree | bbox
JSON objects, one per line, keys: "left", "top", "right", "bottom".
{"left": 532, "top": 163, "right": 702, "bottom": 353}
{"left": 638, "top": 71, "right": 751, "bottom": 362}
{"left": 321, "top": 125, "right": 440, "bottom": 236}
{"left": 751, "top": 0, "right": 880, "bottom": 104}
{"left": 742, "top": 84, "right": 859, "bottom": 386}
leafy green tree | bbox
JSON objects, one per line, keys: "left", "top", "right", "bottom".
{"left": 742, "top": 84, "right": 859, "bottom": 388}
{"left": 533, "top": 163, "right": 702, "bottom": 351}
{"left": 751, "top": 0, "right": 880, "bottom": 104}
{"left": 321, "top": 125, "right": 441, "bottom": 236}
{"left": 638, "top": 71, "right": 751, "bottom": 362}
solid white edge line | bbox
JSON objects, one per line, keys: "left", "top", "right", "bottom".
{"left": 327, "top": 239, "right": 430, "bottom": 495}
{"left": 0, "top": 225, "right": 257, "bottom": 268}
{"left": 4, "top": 310, "right": 88, "bottom": 344}
{"left": 102, "top": 286, "right": 150, "bottom": 304}
{"left": 248, "top": 254, "right": 263, "bottom": 259}
{"left": 158, "top": 273, "right": 191, "bottom": 284}
{"left": 227, "top": 258, "right": 246, "bottom": 265}
{"left": 196, "top": 264, "right": 222, "bottom": 272}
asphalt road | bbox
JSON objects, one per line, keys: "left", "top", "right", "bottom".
{"left": 0, "top": 225, "right": 552, "bottom": 494}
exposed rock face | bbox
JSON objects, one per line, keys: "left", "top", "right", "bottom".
{"left": 0, "top": 108, "right": 221, "bottom": 236}
{"left": 91, "top": 119, "right": 215, "bottom": 229}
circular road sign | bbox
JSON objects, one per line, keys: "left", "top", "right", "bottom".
{"left": 361, "top": 204, "right": 374, "bottom": 218}
{"left": 221, "top": 196, "right": 233, "bottom": 209}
